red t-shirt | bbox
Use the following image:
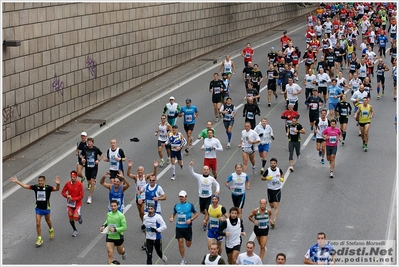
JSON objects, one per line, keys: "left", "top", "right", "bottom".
{"left": 242, "top": 47, "right": 254, "bottom": 62}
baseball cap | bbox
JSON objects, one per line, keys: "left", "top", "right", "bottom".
{"left": 169, "top": 96, "right": 175, "bottom": 100}
{"left": 70, "top": 170, "right": 78, "bottom": 177}
{"left": 81, "top": 131, "right": 87, "bottom": 136}
{"left": 185, "top": 98, "right": 191, "bottom": 103}
{"left": 179, "top": 190, "right": 187, "bottom": 197}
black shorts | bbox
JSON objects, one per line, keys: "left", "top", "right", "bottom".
{"left": 106, "top": 235, "right": 124, "bottom": 246}
{"left": 309, "top": 112, "right": 319, "bottom": 123}
{"left": 359, "top": 122, "right": 370, "bottom": 127}
{"left": 85, "top": 167, "right": 98, "bottom": 180}
{"left": 339, "top": 117, "right": 348, "bottom": 124}
{"left": 326, "top": 146, "right": 338, "bottom": 156}
{"left": 199, "top": 196, "right": 212, "bottom": 213}
{"left": 267, "top": 188, "right": 281, "bottom": 203}
{"left": 212, "top": 94, "right": 222, "bottom": 103}
{"left": 175, "top": 227, "right": 192, "bottom": 241}
{"left": 109, "top": 170, "right": 119, "bottom": 178}
{"left": 232, "top": 194, "right": 245, "bottom": 209}
{"left": 254, "top": 226, "right": 269, "bottom": 237}
{"left": 268, "top": 83, "right": 276, "bottom": 91}
{"left": 318, "top": 87, "right": 327, "bottom": 95}
{"left": 316, "top": 138, "right": 326, "bottom": 143}
{"left": 225, "top": 244, "right": 241, "bottom": 254}
{"left": 377, "top": 76, "right": 385, "bottom": 84}
{"left": 184, "top": 124, "right": 195, "bottom": 133}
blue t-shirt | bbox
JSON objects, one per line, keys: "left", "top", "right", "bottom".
{"left": 173, "top": 201, "right": 197, "bottom": 228}
{"left": 327, "top": 85, "right": 342, "bottom": 103}
{"left": 180, "top": 105, "right": 198, "bottom": 125}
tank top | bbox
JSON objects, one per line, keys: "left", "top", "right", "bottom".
{"left": 207, "top": 204, "right": 223, "bottom": 230}
{"left": 358, "top": 104, "right": 371, "bottom": 123}
{"left": 225, "top": 219, "right": 241, "bottom": 248}
{"left": 204, "top": 254, "right": 221, "bottom": 265}
{"left": 109, "top": 185, "right": 124, "bottom": 212}
{"left": 254, "top": 208, "right": 269, "bottom": 229}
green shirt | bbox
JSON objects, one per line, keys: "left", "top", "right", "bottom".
{"left": 104, "top": 210, "right": 127, "bottom": 239}
{"left": 198, "top": 128, "right": 216, "bottom": 139}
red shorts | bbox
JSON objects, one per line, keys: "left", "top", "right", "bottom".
{"left": 204, "top": 158, "right": 217, "bottom": 171}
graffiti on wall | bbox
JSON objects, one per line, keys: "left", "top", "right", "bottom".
{"left": 86, "top": 55, "right": 97, "bottom": 78}
{"left": 3, "top": 103, "right": 21, "bottom": 124}
{"left": 52, "top": 73, "right": 65, "bottom": 96}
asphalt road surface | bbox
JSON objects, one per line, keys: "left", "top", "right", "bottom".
{"left": 2, "top": 19, "right": 397, "bottom": 266}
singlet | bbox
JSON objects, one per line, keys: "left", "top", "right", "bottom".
{"left": 254, "top": 208, "right": 269, "bottom": 229}
{"left": 225, "top": 219, "right": 242, "bottom": 248}
{"left": 316, "top": 118, "right": 329, "bottom": 139}
{"left": 109, "top": 185, "right": 124, "bottom": 212}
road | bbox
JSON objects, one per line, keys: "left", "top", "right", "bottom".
{"left": 2, "top": 19, "right": 397, "bottom": 265}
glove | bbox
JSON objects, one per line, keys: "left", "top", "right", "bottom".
{"left": 151, "top": 227, "right": 158, "bottom": 233}
{"left": 258, "top": 133, "right": 264, "bottom": 137}
{"left": 265, "top": 175, "right": 273, "bottom": 181}
{"left": 280, "top": 177, "right": 285, "bottom": 183}
{"left": 141, "top": 224, "right": 146, "bottom": 230}
{"left": 271, "top": 136, "right": 275, "bottom": 140}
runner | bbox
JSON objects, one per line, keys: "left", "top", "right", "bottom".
{"left": 209, "top": 73, "right": 226, "bottom": 122}
{"left": 218, "top": 207, "right": 246, "bottom": 265}
{"left": 322, "top": 119, "right": 343, "bottom": 178}
{"left": 201, "top": 243, "right": 226, "bottom": 265}
{"left": 261, "top": 158, "right": 284, "bottom": 229}
{"left": 286, "top": 117, "right": 306, "bottom": 172}
{"left": 163, "top": 96, "right": 180, "bottom": 126}
{"left": 80, "top": 137, "right": 103, "bottom": 204}
{"left": 179, "top": 98, "right": 199, "bottom": 153}
{"left": 314, "top": 110, "right": 330, "bottom": 164}
{"left": 355, "top": 97, "right": 374, "bottom": 152}
{"left": 103, "top": 139, "right": 126, "bottom": 183}
{"left": 201, "top": 129, "right": 223, "bottom": 180}
{"left": 241, "top": 43, "right": 254, "bottom": 67}
{"left": 100, "top": 172, "right": 131, "bottom": 213}
{"left": 154, "top": 115, "right": 172, "bottom": 167}
{"left": 75, "top": 131, "right": 87, "bottom": 186}
{"left": 254, "top": 118, "right": 275, "bottom": 174}
{"left": 10, "top": 175, "right": 60, "bottom": 246}
{"left": 236, "top": 241, "right": 263, "bottom": 265}
{"left": 142, "top": 202, "right": 168, "bottom": 264}
{"left": 238, "top": 121, "right": 261, "bottom": 174}
{"left": 219, "top": 97, "right": 237, "bottom": 148}
{"left": 127, "top": 159, "right": 158, "bottom": 222}
{"left": 169, "top": 190, "right": 199, "bottom": 265}
{"left": 219, "top": 54, "right": 236, "bottom": 80}
{"left": 248, "top": 199, "right": 272, "bottom": 261}
{"left": 61, "top": 170, "right": 84, "bottom": 237}
{"left": 203, "top": 195, "right": 228, "bottom": 256}
{"left": 100, "top": 200, "right": 127, "bottom": 265}
{"left": 189, "top": 160, "right": 220, "bottom": 231}
{"left": 305, "top": 88, "right": 324, "bottom": 141}
{"left": 335, "top": 94, "right": 352, "bottom": 145}
{"left": 304, "top": 232, "right": 336, "bottom": 264}
{"left": 166, "top": 125, "right": 187, "bottom": 180}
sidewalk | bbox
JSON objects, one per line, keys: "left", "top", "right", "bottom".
{"left": 2, "top": 15, "right": 308, "bottom": 190}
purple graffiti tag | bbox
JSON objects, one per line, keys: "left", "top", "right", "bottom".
{"left": 3, "top": 104, "right": 21, "bottom": 124}
{"left": 86, "top": 55, "right": 97, "bottom": 78}
{"left": 52, "top": 73, "right": 64, "bottom": 96}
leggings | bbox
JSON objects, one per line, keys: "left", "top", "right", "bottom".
{"left": 289, "top": 141, "right": 301, "bottom": 160}
{"left": 146, "top": 238, "right": 163, "bottom": 264}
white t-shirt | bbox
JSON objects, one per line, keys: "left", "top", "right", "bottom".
{"left": 236, "top": 253, "right": 263, "bottom": 265}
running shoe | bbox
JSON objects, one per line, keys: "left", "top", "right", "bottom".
{"left": 162, "top": 255, "right": 168, "bottom": 263}
{"left": 171, "top": 174, "right": 176, "bottom": 181}
{"left": 78, "top": 214, "right": 83, "bottom": 224}
{"left": 72, "top": 230, "right": 78, "bottom": 237}
{"left": 260, "top": 167, "right": 265, "bottom": 175}
{"left": 122, "top": 251, "right": 126, "bottom": 260}
{"left": 227, "top": 142, "right": 231, "bottom": 148}
{"left": 318, "top": 150, "right": 322, "bottom": 157}
{"left": 49, "top": 228, "right": 54, "bottom": 239}
{"left": 321, "top": 158, "right": 325, "bottom": 164}
{"left": 270, "top": 220, "right": 275, "bottom": 229}
{"left": 159, "top": 159, "right": 164, "bottom": 167}
{"left": 180, "top": 258, "right": 187, "bottom": 265}
{"left": 166, "top": 158, "right": 171, "bottom": 164}
{"left": 36, "top": 237, "right": 43, "bottom": 247}
{"left": 329, "top": 172, "right": 334, "bottom": 178}
{"left": 87, "top": 197, "right": 92, "bottom": 204}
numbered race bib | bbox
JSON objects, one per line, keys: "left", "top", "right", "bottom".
{"left": 329, "top": 136, "right": 337, "bottom": 144}
{"left": 67, "top": 199, "right": 76, "bottom": 208}
{"left": 177, "top": 214, "right": 187, "bottom": 225}
{"left": 185, "top": 114, "right": 193, "bottom": 122}
{"left": 247, "top": 112, "right": 254, "bottom": 119}
{"left": 37, "top": 191, "right": 46, "bottom": 201}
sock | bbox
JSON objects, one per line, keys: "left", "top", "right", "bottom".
{"left": 342, "top": 131, "right": 346, "bottom": 140}
{"left": 70, "top": 220, "right": 77, "bottom": 231}
{"left": 262, "top": 159, "right": 267, "bottom": 168}
{"left": 172, "top": 164, "right": 176, "bottom": 175}
{"left": 227, "top": 132, "right": 232, "bottom": 142}
{"left": 377, "top": 87, "right": 380, "bottom": 93}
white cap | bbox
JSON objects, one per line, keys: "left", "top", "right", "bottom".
{"left": 81, "top": 131, "right": 87, "bottom": 136}
{"left": 179, "top": 190, "right": 187, "bottom": 197}
{"left": 169, "top": 96, "right": 175, "bottom": 100}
